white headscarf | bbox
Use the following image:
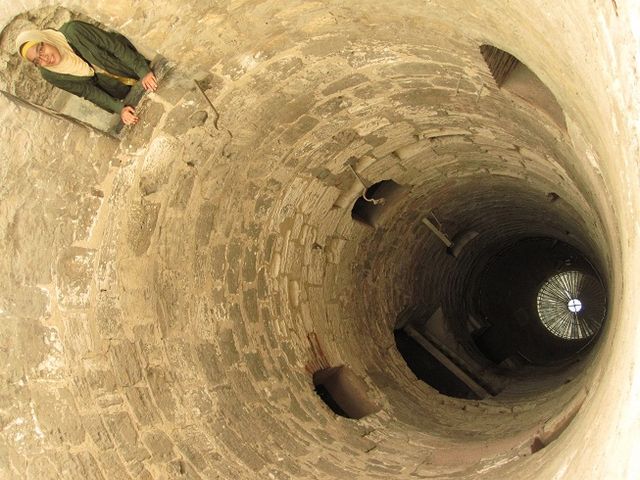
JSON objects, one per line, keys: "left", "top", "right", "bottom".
{"left": 16, "top": 28, "right": 95, "bottom": 77}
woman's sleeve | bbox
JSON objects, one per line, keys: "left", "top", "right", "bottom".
{"left": 41, "top": 71, "right": 124, "bottom": 113}
{"left": 63, "top": 21, "right": 151, "bottom": 79}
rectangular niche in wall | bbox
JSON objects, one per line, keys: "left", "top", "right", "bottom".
{"left": 480, "top": 44, "right": 566, "bottom": 131}
{"left": 351, "top": 179, "right": 407, "bottom": 228}
{"left": 312, "top": 366, "right": 379, "bottom": 419}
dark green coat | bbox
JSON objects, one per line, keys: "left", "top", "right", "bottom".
{"left": 40, "top": 21, "right": 151, "bottom": 113}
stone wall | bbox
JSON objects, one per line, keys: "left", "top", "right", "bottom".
{"left": 0, "top": 1, "right": 638, "bottom": 479}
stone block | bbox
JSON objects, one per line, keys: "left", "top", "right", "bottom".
{"left": 56, "top": 247, "right": 96, "bottom": 309}
{"left": 104, "top": 411, "right": 137, "bottom": 445}
{"left": 196, "top": 342, "right": 224, "bottom": 381}
{"left": 229, "top": 303, "right": 249, "bottom": 348}
{"left": 142, "top": 430, "right": 175, "bottom": 461}
{"left": 123, "top": 101, "right": 166, "bottom": 151}
{"left": 254, "top": 191, "right": 275, "bottom": 220}
{"left": 391, "top": 88, "right": 452, "bottom": 109}
{"left": 210, "top": 244, "right": 226, "bottom": 279}
{"left": 307, "top": 249, "right": 325, "bottom": 285}
{"left": 214, "top": 425, "right": 267, "bottom": 472}
{"left": 126, "top": 198, "right": 160, "bottom": 256}
{"left": 266, "top": 93, "right": 315, "bottom": 125}
{"left": 156, "top": 345, "right": 192, "bottom": 385}
{"left": 82, "top": 414, "right": 114, "bottom": 450}
{"left": 258, "top": 417, "right": 309, "bottom": 457}
{"left": 72, "top": 193, "right": 103, "bottom": 242}
{"left": 260, "top": 308, "right": 278, "bottom": 349}
{"left": 385, "top": 61, "right": 442, "bottom": 77}
{"left": 94, "top": 390, "right": 123, "bottom": 408}
{"left": 163, "top": 91, "right": 206, "bottom": 137}
{"left": 283, "top": 243, "right": 304, "bottom": 276}
{"left": 109, "top": 341, "right": 143, "bottom": 386}
{"left": 195, "top": 202, "right": 216, "bottom": 246}
{"left": 256, "top": 267, "right": 269, "bottom": 299}
{"left": 318, "top": 90, "right": 355, "bottom": 116}
{"left": 25, "top": 455, "right": 59, "bottom": 480}
{"left": 133, "top": 324, "right": 164, "bottom": 367}
{"left": 244, "top": 352, "right": 268, "bottom": 382}
{"left": 301, "top": 34, "right": 349, "bottom": 57}
{"left": 124, "top": 386, "right": 162, "bottom": 426}
{"left": 184, "top": 387, "right": 216, "bottom": 417}
{"left": 264, "top": 233, "right": 278, "bottom": 261}
{"left": 263, "top": 57, "right": 305, "bottom": 85}
{"left": 432, "top": 139, "right": 481, "bottom": 156}
{"left": 242, "top": 288, "right": 259, "bottom": 323}
{"left": 193, "top": 250, "right": 213, "bottom": 288}
{"left": 139, "top": 135, "right": 185, "bottom": 195}
{"left": 96, "top": 450, "right": 132, "bottom": 480}
{"left": 166, "top": 459, "right": 204, "bottom": 479}
{"left": 169, "top": 168, "right": 195, "bottom": 209}
{"left": 125, "top": 460, "right": 149, "bottom": 478}
{"left": 57, "top": 451, "right": 105, "bottom": 480}
{"left": 270, "top": 252, "right": 282, "bottom": 278}
{"left": 228, "top": 369, "right": 260, "bottom": 403}
{"left": 225, "top": 244, "right": 242, "bottom": 294}
{"left": 146, "top": 367, "right": 177, "bottom": 422}
{"left": 242, "top": 247, "right": 257, "bottom": 282}
{"left": 322, "top": 74, "right": 369, "bottom": 96}
{"left": 176, "top": 439, "right": 208, "bottom": 471}
{"left": 0, "top": 284, "right": 49, "bottom": 320}
{"left": 280, "top": 115, "right": 320, "bottom": 145}
{"left": 217, "top": 329, "right": 239, "bottom": 365}
{"left": 104, "top": 412, "right": 150, "bottom": 463}
{"left": 4, "top": 203, "right": 53, "bottom": 285}
{"left": 31, "top": 386, "right": 85, "bottom": 446}
{"left": 85, "top": 364, "right": 117, "bottom": 392}
{"left": 0, "top": 318, "right": 61, "bottom": 383}
{"left": 134, "top": 467, "right": 154, "bottom": 480}
{"left": 155, "top": 272, "right": 185, "bottom": 338}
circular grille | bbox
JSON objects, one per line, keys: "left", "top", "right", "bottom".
{"left": 537, "top": 270, "right": 606, "bottom": 340}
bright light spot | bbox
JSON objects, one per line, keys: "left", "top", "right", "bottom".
{"left": 568, "top": 299, "right": 582, "bottom": 313}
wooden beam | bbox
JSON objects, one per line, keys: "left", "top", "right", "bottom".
{"left": 404, "top": 325, "right": 490, "bottom": 399}
{"left": 421, "top": 217, "right": 453, "bottom": 247}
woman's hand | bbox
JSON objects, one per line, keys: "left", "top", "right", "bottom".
{"left": 141, "top": 71, "right": 158, "bottom": 92}
{"left": 120, "top": 105, "right": 139, "bottom": 125}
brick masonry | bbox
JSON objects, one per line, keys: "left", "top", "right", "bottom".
{"left": 0, "top": 1, "right": 638, "bottom": 479}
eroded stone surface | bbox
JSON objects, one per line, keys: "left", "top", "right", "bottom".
{"left": 0, "top": 1, "right": 638, "bottom": 480}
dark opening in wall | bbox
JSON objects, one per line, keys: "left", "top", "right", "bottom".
{"left": 394, "top": 305, "right": 502, "bottom": 399}
{"left": 472, "top": 237, "right": 606, "bottom": 366}
{"left": 394, "top": 329, "right": 481, "bottom": 400}
{"left": 480, "top": 44, "right": 566, "bottom": 130}
{"left": 479, "top": 45, "right": 520, "bottom": 87}
{"left": 351, "top": 179, "right": 406, "bottom": 228}
{"left": 312, "top": 366, "right": 379, "bottom": 419}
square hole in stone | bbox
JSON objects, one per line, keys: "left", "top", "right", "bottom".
{"left": 351, "top": 179, "right": 406, "bottom": 228}
{"left": 312, "top": 366, "right": 379, "bottom": 419}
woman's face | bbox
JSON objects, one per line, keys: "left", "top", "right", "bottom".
{"left": 26, "top": 42, "right": 61, "bottom": 67}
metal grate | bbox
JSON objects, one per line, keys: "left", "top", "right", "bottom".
{"left": 536, "top": 271, "right": 606, "bottom": 340}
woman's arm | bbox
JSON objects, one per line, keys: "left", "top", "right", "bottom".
{"left": 41, "top": 70, "right": 124, "bottom": 113}
{"left": 42, "top": 72, "right": 139, "bottom": 124}
{"left": 61, "top": 21, "right": 151, "bottom": 80}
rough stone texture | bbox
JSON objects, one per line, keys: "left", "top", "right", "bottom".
{"left": 0, "top": 1, "right": 638, "bottom": 479}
